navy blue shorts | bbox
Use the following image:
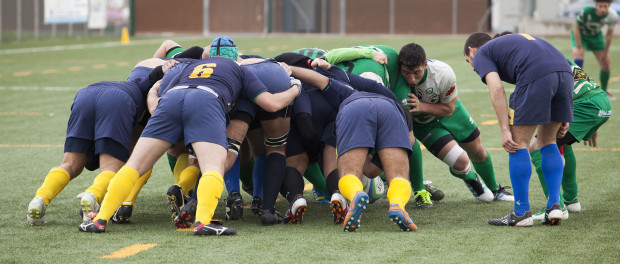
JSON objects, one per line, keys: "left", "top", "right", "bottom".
{"left": 243, "top": 60, "right": 291, "bottom": 93}
{"left": 286, "top": 126, "right": 307, "bottom": 158}
{"left": 141, "top": 88, "right": 227, "bottom": 149}
{"left": 65, "top": 137, "right": 129, "bottom": 170}
{"left": 509, "top": 71, "right": 574, "bottom": 125}
{"left": 66, "top": 86, "right": 136, "bottom": 152}
{"left": 335, "top": 97, "right": 411, "bottom": 157}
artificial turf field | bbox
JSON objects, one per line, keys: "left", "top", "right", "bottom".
{"left": 1, "top": 35, "right": 619, "bottom": 263}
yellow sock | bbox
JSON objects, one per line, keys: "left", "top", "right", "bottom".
{"left": 94, "top": 166, "right": 139, "bottom": 222}
{"left": 84, "top": 170, "right": 115, "bottom": 203}
{"left": 125, "top": 169, "right": 152, "bottom": 204}
{"left": 173, "top": 153, "right": 189, "bottom": 184}
{"left": 195, "top": 170, "right": 224, "bottom": 224}
{"left": 35, "top": 168, "right": 71, "bottom": 205}
{"left": 338, "top": 174, "right": 363, "bottom": 201}
{"left": 387, "top": 177, "right": 411, "bottom": 209}
{"left": 179, "top": 166, "right": 200, "bottom": 196}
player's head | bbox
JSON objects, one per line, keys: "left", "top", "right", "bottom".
{"left": 595, "top": 0, "right": 612, "bottom": 17}
{"left": 208, "top": 36, "right": 238, "bottom": 61}
{"left": 399, "top": 43, "right": 427, "bottom": 87}
{"left": 463, "top": 32, "right": 492, "bottom": 68}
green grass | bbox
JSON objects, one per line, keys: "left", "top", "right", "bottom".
{"left": 1, "top": 35, "right": 620, "bottom": 263}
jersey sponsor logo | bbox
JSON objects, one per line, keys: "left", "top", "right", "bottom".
{"left": 572, "top": 66, "right": 588, "bottom": 81}
{"left": 425, "top": 87, "right": 434, "bottom": 94}
{"left": 599, "top": 110, "right": 612, "bottom": 117}
{"left": 426, "top": 59, "right": 436, "bottom": 62}
{"left": 445, "top": 86, "right": 456, "bottom": 96}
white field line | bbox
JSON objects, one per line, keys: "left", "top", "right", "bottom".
{"left": 0, "top": 36, "right": 206, "bottom": 55}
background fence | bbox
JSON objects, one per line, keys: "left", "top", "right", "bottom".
{"left": 1, "top": 0, "right": 614, "bottom": 43}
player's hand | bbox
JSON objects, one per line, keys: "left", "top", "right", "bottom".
{"left": 584, "top": 131, "right": 598, "bottom": 147}
{"left": 406, "top": 93, "right": 422, "bottom": 113}
{"left": 162, "top": 60, "right": 179, "bottom": 73}
{"left": 372, "top": 52, "right": 387, "bottom": 65}
{"left": 311, "top": 58, "right": 331, "bottom": 70}
{"left": 557, "top": 122, "right": 569, "bottom": 138}
{"left": 290, "top": 77, "right": 302, "bottom": 96}
{"left": 278, "top": 62, "right": 292, "bottom": 76}
{"left": 501, "top": 130, "right": 520, "bottom": 153}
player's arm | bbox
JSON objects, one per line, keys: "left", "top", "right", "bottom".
{"left": 254, "top": 79, "right": 301, "bottom": 112}
{"left": 407, "top": 94, "right": 456, "bottom": 116}
{"left": 313, "top": 47, "right": 387, "bottom": 68}
{"left": 484, "top": 72, "right": 519, "bottom": 153}
{"left": 153, "top": 40, "right": 182, "bottom": 58}
{"left": 147, "top": 80, "right": 161, "bottom": 115}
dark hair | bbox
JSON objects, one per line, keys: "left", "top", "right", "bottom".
{"left": 595, "top": 0, "right": 612, "bottom": 4}
{"left": 463, "top": 32, "right": 492, "bottom": 56}
{"left": 492, "top": 31, "right": 513, "bottom": 39}
{"left": 398, "top": 43, "right": 426, "bottom": 69}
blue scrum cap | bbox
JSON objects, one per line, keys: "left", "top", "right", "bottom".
{"left": 208, "top": 36, "right": 238, "bottom": 61}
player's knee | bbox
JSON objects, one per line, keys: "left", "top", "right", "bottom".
{"left": 264, "top": 133, "right": 288, "bottom": 148}
{"left": 227, "top": 137, "right": 242, "bottom": 155}
{"left": 442, "top": 145, "right": 470, "bottom": 173}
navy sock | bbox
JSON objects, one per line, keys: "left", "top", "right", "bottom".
{"left": 509, "top": 149, "right": 531, "bottom": 216}
{"left": 540, "top": 144, "right": 563, "bottom": 209}
{"left": 280, "top": 167, "right": 305, "bottom": 203}
{"left": 574, "top": 57, "right": 584, "bottom": 68}
{"left": 252, "top": 154, "right": 266, "bottom": 199}
{"left": 262, "top": 153, "right": 286, "bottom": 213}
{"left": 325, "top": 169, "right": 340, "bottom": 195}
{"left": 224, "top": 156, "right": 240, "bottom": 194}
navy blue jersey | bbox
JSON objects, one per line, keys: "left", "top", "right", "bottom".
{"left": 160, "top": 57, "right": 268, "bottom": 112}
{"left": 473, "top": 34, "right": 572, "bottom": 87}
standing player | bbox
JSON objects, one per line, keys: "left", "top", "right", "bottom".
{"left": 26, "top": 58, "right": 165, "bottom": 225}
{"left": 530, "top": 56, "right": 612, "bottom": 221}
{"left": 464, "top": 32, "right": 573, "bottom": 226}
{"left": 571, "top": 0, "right": 617, "bottom": 100}
{"left": 78, "top": 42, "right": 302, "bottom": 235}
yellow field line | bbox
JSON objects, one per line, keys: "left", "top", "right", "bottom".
{"left": 0, "top": 112, "right": 38, "bottom": 115}
{"left": 100, "top": 243, "right": 157, "bottom": 259}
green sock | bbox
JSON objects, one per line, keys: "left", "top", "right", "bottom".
{"left": 531, "top": 149, "right": 548, "bottom": 197}
{"left": 561, "top": 145, "right": 578, "bottom": 202}
{"left": 239, "top": 158, "right": 255, "bottom": 190}
{"left": 167, "top": 152, "right": 177, "bottom": 173}
{"left": 304, "top": 163, "right": 328, "bottom": 196}
{"left": 379, "top": 172, "right": 386, "bottom": 182}
{"left": 409, "top": 140, "right": 425, "bottom": 191}
{"left": 600, "top": 70, "right": 610, "bottom": 92}
{"left": 472, "top": 150, "right": 498, "bottom": 191}
{"left": 450, "top": 168, "right": 477, "bottom": 182}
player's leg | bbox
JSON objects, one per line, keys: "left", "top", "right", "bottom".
{"left": 246, "top": 127, "right": 266, "bottom": 215}
{"left": 536, "top": 122, "right": 565, "bottom": 225}
{"left": 80, "top": 153, "right": 124, "bottom": 218}
{"left": 593, "top": 49, "right": 613, "bottom": 97}
{"left": 260, "top": 113, "right": 291, "bottom": 226}
{"left": 222, "top": 118, "right": 250, "bottom": 221}
{"left": 487, "top": 124, "right": 537, "bottom": 227}
{"left": 570, "top": 29, "right": 585, "bottom": 67}
{"left": 338, "top": 147, "right": 369, "bottom": 232}
{"left": 191, "top": 141, "right": 235, "bottom": 236}
{"left": 28, "top": 151, "right": 87, "bottom": 225}
{"left": 112, "top": 168, "right": 152, "bottom": 224}
{"left": 460, "top": 135, "right": 513, "bottom": 201}
{"left": 380, "top": 147, "right": 418, "bottom": 232}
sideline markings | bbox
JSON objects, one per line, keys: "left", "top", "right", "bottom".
{"left": 100, "top": 243, "right": 158, "bottom": 259}
{"left": 0, "top": 112, "right": 38, "bottom": 116}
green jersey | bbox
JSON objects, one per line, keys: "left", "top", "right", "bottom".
{"left": 565, "top": 55, "right": 605, "bottom": 101}
{"left": 324, "top": 45, "right": 411, "bottom": 107}
{"left": 577, "top": 6, "right": 618, "bottom": 37}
